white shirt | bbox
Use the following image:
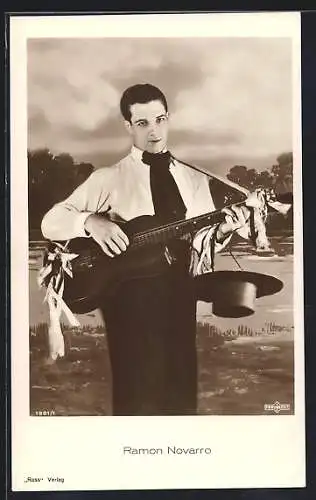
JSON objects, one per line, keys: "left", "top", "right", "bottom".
{"left": 41, "top": 146, "right": 218, "bottom": 242}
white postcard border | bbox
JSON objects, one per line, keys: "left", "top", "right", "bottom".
{"left": 10, "top": 11, "right": 305, "bottom": 491}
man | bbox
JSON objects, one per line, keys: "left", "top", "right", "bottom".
{"left": 41, "top": 83, "right": 246, "bottom": 416}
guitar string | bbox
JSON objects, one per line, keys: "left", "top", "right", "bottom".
{"left": 72, "top": 218, "right": 219, "bottom": 265}
{"left": 71, "top": 202, "right": 245, "bottom": 266}
{"left": 131, "top": 202, "right": 243, "bottom": 239}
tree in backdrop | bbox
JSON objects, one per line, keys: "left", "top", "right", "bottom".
{"left": 226, "top": 152, "right": 293, "bottom": 233}
{"left": 227, "top": 152, "right": 293, "bottom": 193}
{"left": 29, "top": 148, "right": 293, "bottom": 237}
{"left": 28, "top": 148, "right": 94, "bottom": 236}
{"left": 271, "top": 152, "right": 293, "bottom": 196}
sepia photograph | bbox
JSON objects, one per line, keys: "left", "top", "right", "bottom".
{"left": 10, "top": 12, "right": 305, "bottom": 491}
{"left": 28, "top": 36, "right": 295, "bottom": 418}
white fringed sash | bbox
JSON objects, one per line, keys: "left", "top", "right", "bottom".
{"left": 37, "top": 243, "right": 80, "bottom": 361}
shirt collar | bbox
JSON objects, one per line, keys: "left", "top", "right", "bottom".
{"left": 130, "top": 145, "right": 145, "bottom": 163}
{"left": 130, "top": 145, "right": 175, "bottom": 165}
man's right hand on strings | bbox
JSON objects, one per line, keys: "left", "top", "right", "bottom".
{"left": 84, "top": 214, "right": 130, "bottom": 258}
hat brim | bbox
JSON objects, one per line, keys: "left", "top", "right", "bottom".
{"left": 194, "top": 270, "right": 283, "bottom": 302}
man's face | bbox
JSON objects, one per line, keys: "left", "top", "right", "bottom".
{"left": 124, "top": 99, "right": 169, "bottom": 154}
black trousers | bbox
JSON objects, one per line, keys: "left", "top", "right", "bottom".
{"left": 100, "top": 246, "right": 197, "bottom": 416}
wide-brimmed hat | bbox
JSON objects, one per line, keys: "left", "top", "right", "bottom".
{"left": 194, "top": 270, "right": 283, "bottom": 318}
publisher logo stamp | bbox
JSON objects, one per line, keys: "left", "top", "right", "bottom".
{"left": 264, "top": 401, "right": 291, "bottom": 414}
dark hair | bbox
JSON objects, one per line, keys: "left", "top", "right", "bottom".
{"left": 120, "top": 84, "right": 168, "bottom": 122}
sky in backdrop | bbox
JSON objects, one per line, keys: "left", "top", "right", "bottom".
{"left": 27, "top": 37, "right": 292, "bottom": 175}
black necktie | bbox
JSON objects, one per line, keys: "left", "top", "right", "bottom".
{"left": 142, "top": 150, "right": 187, "bottom": 223}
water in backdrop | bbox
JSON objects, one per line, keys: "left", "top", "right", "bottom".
{"left": 29, "top": 235, "right": 294, "bottom": 338}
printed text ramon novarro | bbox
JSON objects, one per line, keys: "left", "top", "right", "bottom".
{"left": 123, "top": 446, "right": 212, "bottom": 455}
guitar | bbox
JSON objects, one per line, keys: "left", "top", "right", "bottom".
{"left": 43, "top": 204, "right": 244, "bottom": 314}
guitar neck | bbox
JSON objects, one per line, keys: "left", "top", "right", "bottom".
{"left": 131, "top": 207, "right": 230, "bottom": 248}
